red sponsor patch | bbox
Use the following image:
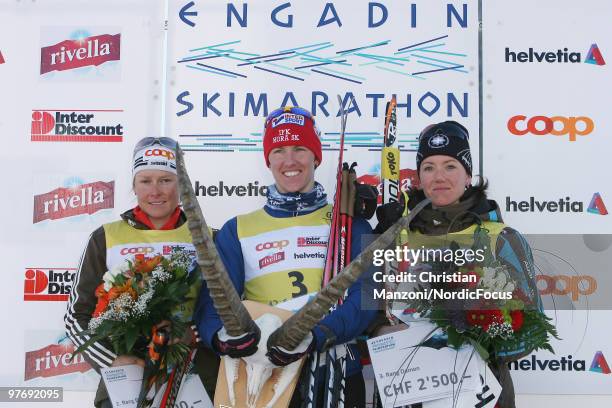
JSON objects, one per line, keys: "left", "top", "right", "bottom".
{"left": 40, "top": 33, "right": 120, "bottom": 74}
{"left": 24, "top": 343, "right": 92, "bottom": 380}
{"left": 258, "top": 252, "right": 285, "bottom": 268}
{"left": 33, "top": 180, "right": 114, "bottom": 223}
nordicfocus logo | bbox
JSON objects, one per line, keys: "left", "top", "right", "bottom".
{"left": 505, "top": 43, "right": 605, "bottom": 65}
{"left": 40, "top": 33, "right": 120, "bottom": 74}
{"left": 33, "top": 180, "right": 115, "bottom": 223}
{"left": 194, "top": 180, "right": 267, "bottom": 197}
{"left": 508, "top": 355, "right": 585, "bottom": 371}
{"left": 507, "top": 115, "right": 594, "bottom": 142}
{"left": 120, "top": 246, "right": 154, "bottom": 256}
{"left": 506, "top": 193, "right": 607, "bottom": 215}
{"left": 297, "top": 236, "right": 327, "bottom": 247}
{"left": 24, "top": 268, "right": 76, "bottom": 301}
{"left": 294, "top": 252, "right": 325, "bottom": 260}
{"left": 31, "top": 110, "right": 124, "bottom": 142}
{"left": 256, "top": 240, "right": 289, "bottom": 252}
{"left": 259, "top": 252, "right": 285, "bottom": 268}
{"left": 24, "top": 343, "right": 92, "bottom": 381}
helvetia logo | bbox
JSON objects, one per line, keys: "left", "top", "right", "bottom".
{"left": 590, "top": 351, "right": 611, "bottom": 374}
{"left": 24, "top": 268, "right": 75, "bottom": 301}
{"left": 508, "top": 355, "right": 585, "bottom": 371}
{"left": 33, "top": 180, "right": 115, "bottom": 223}
{"left": 24, "top": 342, "right": 92, "bottom": 380}
{"left": 0, "top": 50, "right": 5, "bottom": 64}
{"left": 194, "top": 180, "right": 267, "bottom": 197}
{"left": 587, "top": 192, "right": 608, "bottom": 215}
{"left": 40, "top": 33, "right": 120, "bottom": 74}
{"left": 31, "top": 110, "right": 124, "bottom": 142}
{"left": 505, "top": 43, "right": 604, "bottom": 65}
{"left": 505, "top": 194, "right": 607, "bottom": 215}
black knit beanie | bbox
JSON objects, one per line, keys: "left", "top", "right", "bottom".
{"left": 416, "top": 121, "right": 472, "bottom": 176}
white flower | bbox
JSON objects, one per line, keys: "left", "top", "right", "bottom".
{"left": 102, "top": 262, "right": 130, "bottom": 291}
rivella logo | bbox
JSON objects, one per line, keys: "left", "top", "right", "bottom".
{"left": 40, "top": 33, "right": 120, "bottom": 75}
{"left": 31, "top": 110, "right": 124, "bottom": 142}
{"left": 24, "top": 268, "right": 75, "bottom": 301}
{"left": 505, "top": 193, "right": 607, "bottom": 215}
{"left": 504, "top": 43, "right": 605, "bottom": 65}
{"left": 33, "top": 180, "right": 115, "bottom": 223}
{"left": 24, "top": 342, "right": 92, "bottom": 381}
{"left": 507, "top": 115, "right": 594, "bottom": 142}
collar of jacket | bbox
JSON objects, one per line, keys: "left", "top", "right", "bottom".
{"left": 407, "top": 185, "right": 503, "bottom": 235}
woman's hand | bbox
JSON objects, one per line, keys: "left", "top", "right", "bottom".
{"left": 111, "top": 355, "right": 145, "bottom": 367}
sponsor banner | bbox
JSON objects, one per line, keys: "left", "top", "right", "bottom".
{"left": 167, "top": 0, "right": 480, "bottom": 227}
{"left": 505, "top": 193, "right": 608, "bottom": 216}
{"left": 33, "top": 180, "right": 115, "bottom": 223}
{"left": 24, "top": 268, "right": 76, "bottom": 301}
{"left": 510, "top": 311, "right": 612, "bottom": 394}
{"left": 31, "top": 109, "right": 124, "bottom": 142}
{"left": 39, "top": 27, "right": 121, "bottom": 81}
{"left": 23, "top": 332, "right": 98, "bottom": 390}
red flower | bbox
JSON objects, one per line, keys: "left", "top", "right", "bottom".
{"left": 134, "top": 255, "right": 163, "bottom": 274}
{"left": 466, "top": 309, "right": 504, "bottom": 331}
{"left": 93, "top": 283, "right": 109, "bottom": 317}
{"left": 510, "top": 310, "right": 524, "bottom": 331}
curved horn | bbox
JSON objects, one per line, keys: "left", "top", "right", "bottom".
{"left": 176, "top": 146, "right": 255, "bottom": 336}
{"left": 268, "top": 198, "right": 431, "bottom": 350}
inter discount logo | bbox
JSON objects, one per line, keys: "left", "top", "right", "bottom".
{"left": 31, "top": 110, "right": 124, "bottom": 142}
{"left": 507, "top": 115, "right": 594, "bottom": 141}
{"left": 24, "top": 268, "right": 75, "bottom": 301}
{"left": 33, "top": 180, "right": 115, "bottom": 223}
{"left": 40, "top": 33, "right": 121, "bottom": 75}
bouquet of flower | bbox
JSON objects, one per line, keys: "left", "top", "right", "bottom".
{"left": 75, "top": 248, "right": 200, "bottom": 405}
{"left": 407, "top": 226, "right": 558, "bottom": 363}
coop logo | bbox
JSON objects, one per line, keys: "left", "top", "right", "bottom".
{"left": 297, "top": 236, "right": 327, "bottom": 248}
{"left": 145, "top": 148, "right": 175, "bottom": 160}
{"left": 31, "top": 109, "right": 124, "bottom": 142}
{"left": 508, "top": 355, "right": 585, "bottom": 372}
{"left": 256, "top": 240, "right": 289, "bottom": 251}
{"left": 24, "top": 343, "right": 92, "bottom": 380}
{"left": 33, "top": 180, "right": 115, "bottom": 223}
{"left": 259, "top": 252, "right": 285, "bottom": 268}
{"left": 271, "top": 113, "right": 305, "bottom": 128}
{"left": 120, "top": 246, "right": 154, "bottom": 256}
{"left": 24, "top": 268, "right": 75, "bottom": 301}
{"left": 590, "top": 351, "right": 611, "bottom": 374}
{"left": 505, "top": 43, "right": 605, "bottom": 65}
{"left": 505, "top": 193, "right": 607, "bottom": 215}
{"left": 357, "top": 168, "right": 419, "bottom": 204}
{"left": 193, "top": 180, "right": 267, "bottom": 197}
{"left": 40, "top": 33, "right": 120, "bottom": 74}
{"left": 507, "top": 115, "right": 594, "bottom": 142}
{"left": 536, "top": 274, "right": 597, "bottom": 301}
